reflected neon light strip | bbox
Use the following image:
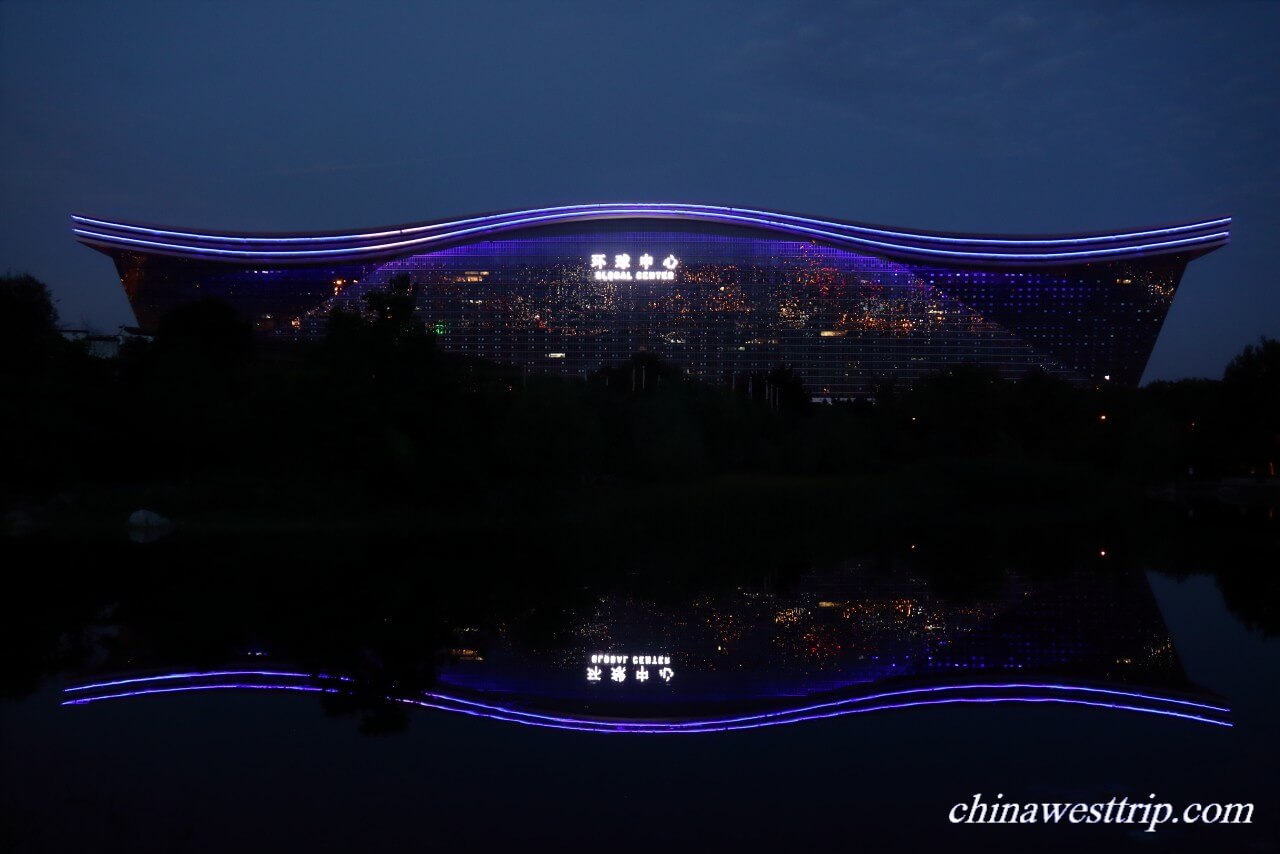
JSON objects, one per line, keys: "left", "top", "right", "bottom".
{"left": 424, "top": 681, "right": 1230, "bottom": 729}
{"left": 62, "top": 684, "right": 337, "bottom": 704}
{"left": 70, "top": 206, "right": 1232, "bottom": 247}
{"left": 62, "top": 670, "right": 1229, "bottom": 715}
{"left": 63, "top": 670, "right": 352, "bottom": 692}
{"left": 71, "top": 207, "right": 1231, "bottom": 262}
{"left": 61, "top": 671, "right": 1231, "bottom": 731}
{"left": 405, "top": 696, "right": 1231, "bottom": 733}
{"left": 60, "top": 681, "right": 1231, "bottom": 730}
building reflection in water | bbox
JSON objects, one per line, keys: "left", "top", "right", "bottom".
{"left": 440, "top": 563, "right": 1188, "bottom": 706}
{"left": 64, "top": 563, "right": 1229, "bottom": 731}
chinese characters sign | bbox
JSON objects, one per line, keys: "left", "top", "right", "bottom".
{"left": 586, "top": 653, "right": 674, "bottom": 685}
{"left": 589, "top": 253, "right": 679, "bottom": 281}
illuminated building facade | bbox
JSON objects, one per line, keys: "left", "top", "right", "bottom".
{"left": 74, "top": 204, "right": 1230, "bottom": 393}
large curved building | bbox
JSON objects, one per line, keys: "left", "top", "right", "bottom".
{"left": 73, "top": 203, "right": 1230, "bottom": 393}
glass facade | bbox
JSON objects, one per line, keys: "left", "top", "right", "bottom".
{"left": 108, "top": 218, "right": 1193, "bottom": 393}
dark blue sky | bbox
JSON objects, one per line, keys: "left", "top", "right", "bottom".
{"left": 2, "top": 0, "right": 1276, "bottom": 380}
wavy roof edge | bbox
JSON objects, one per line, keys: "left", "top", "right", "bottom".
{"left": 71, "top": 203, "right": 1232, "bottom": 268}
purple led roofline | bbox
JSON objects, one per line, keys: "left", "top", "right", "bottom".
{"left": 70, "top": 205, "right": 1232, "bottom": 247}
{"left": 71, "top": 205, "right": 1231, "bottom": 266}
{"left": 71, "top": 214, "right": 1229, "bottom": 263}
{"left": 61, "top": 670, "right": 1232, "bottom": 732}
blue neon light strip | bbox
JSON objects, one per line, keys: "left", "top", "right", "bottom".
{"left": 69, "top": 205, "right": 1232, "bottom": 247}
{"left": 70, "top": 204, "right": 1231, "bottom": 267}
{"left": 70, "top": 208, "right": 1230, "bottom": 263}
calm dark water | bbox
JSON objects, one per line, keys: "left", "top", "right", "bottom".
{"left": 2, "top": 520, "right": 1277, "bottom": 852}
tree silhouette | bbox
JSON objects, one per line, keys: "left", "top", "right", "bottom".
{"left": 362, "top": 273, "right": 420, "bottom": 336}
{"left": 0, "top": 273, "right": 65, "bottom": 374}
{"left": 153, "top": 297, "right": 254, "bottom": 366}
{"left": 593, "top": 351, "right": 685, "bottom": 395}
{"left": 1223, "top": 337, "right": 1280, "bottom": 477}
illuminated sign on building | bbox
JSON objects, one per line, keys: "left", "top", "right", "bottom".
{"left": 586, "top": 653, "right": 674, "bottom": 684}
{"left": 590, "top": 253, "right": 679, "bottom": 281}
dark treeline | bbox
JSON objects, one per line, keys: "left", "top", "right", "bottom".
{"left": 3, "top": 273, "right": 1277, "bottom": 506}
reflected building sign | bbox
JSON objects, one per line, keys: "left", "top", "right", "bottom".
{"left": 587, "top": 653, "right": 674, "bottom": 684}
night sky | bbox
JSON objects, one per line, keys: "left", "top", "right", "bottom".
{"left": 1, "top": 0, "right": 1276, "bottom": 381}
